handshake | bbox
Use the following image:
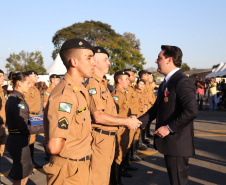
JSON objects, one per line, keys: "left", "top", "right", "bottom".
{"left": 126, "top": 115, "right": 142, "bottom": 130}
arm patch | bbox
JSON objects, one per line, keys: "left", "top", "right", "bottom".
{"left": 113, "top": 96, "right": 119, "bottom": 101}
{"left": 89, "top": 88, "right": 97, "bottom": 95}
{"left": 58, "top": 117, "right": 68, "bottom": 129}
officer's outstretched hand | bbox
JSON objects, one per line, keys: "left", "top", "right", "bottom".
{"left": 126, "top": 116, "right": 142, "bottom": 130}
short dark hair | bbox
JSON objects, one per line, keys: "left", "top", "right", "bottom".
{"left": 138, "top": 70, "right": 147, "bottom": 79}
{"left": 161, "top": 45, "right": 183, "bottom": 67}
{"left": 60, "top": 49, "right": 81, "bottom": 69}
{"left": 136, "top": 78, "right": 146, "bottom": 85}
{"left": 9, "top": 72, "right": 29, "bottom": 88}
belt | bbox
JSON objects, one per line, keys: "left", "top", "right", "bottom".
{"left": 8, "top": 129, "right": 21, "bottom": 134}
{"left": 58, "top": 154, "right": 92, "bottom": 162}
{"left": 30, "top": 112, "right": 39, "bottom": 115}
{"left": 94, "top": 128, "right": 116, "bottom": 136}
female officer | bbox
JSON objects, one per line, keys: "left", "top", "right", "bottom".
{"left": 6, "top": 72, "right": 43, "bottom": 185}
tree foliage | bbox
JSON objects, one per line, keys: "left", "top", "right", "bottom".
{"left": 5, "top": 50, "right": 46, "bottom": 73}
{"left": 52, "top": 20, "right": 145, "bottom": 74}
{"left": 212, "top": 64, "right": 220, "bottom": 69}
{"left": 181, "top": 63, "right": 191, "bottom": 72}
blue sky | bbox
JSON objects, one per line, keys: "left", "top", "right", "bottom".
{"left": 0, "top": 0, "right": 226, "bottom": 73}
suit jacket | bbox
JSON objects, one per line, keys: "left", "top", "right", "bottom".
{"left": 148, "top": 69, "right": 198, "bottom": 157}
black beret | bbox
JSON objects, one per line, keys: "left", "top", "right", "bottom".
{"left": 60, "top": 38, "right": 95, "bottom": 54}
{"left": 50, "top": 74, "right": 60, "bottom": 79}
{"left": 27, "top": 70, "right": 38, "bottom": 75}
{"left": 114, "top": 71, "right": 130, "bottom": 78}
{"left": 0, "top": 69, "right": 4, "bottom": 74}
{"left": 94, "top": 46, "right": 109, "bottom": 57}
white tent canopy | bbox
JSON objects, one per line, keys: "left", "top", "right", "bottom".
{"left": 217, "top": 63, "right": 226, "bottom": 77}
{"left": 47, "top": 53, "right": 67, "bottom": 75}
{"left": 206, "top": 62, "right": 225, "bottom": 78}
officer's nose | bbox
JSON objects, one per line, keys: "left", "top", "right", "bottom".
{"left": 107, "top": 60, "right": 110, "bottom": 66}
{"left": 91, "top": 57, "right": 96, "bottom": 67}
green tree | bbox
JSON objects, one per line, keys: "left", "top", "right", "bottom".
{"left": 181, "top": 63, "right": 191, "bottom": 72}
{"left": 5, "top": 50, "right": 46, "bottom": 73}
{"left": 52, "top": 20, "right": 145, "bottom": 74}
{"left": 212, "top": 64, "right": 220, "bottom": 69}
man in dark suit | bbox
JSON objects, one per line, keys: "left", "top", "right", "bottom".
{"left": 148, "top": 45, "right": 198, "bottom": 185}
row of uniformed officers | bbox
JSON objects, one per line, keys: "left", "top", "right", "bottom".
{"left": 0, "top": 38, "right": 156, "bottom": 185}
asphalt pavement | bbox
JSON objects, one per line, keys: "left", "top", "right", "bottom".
{"left": 1, "top": 110, "right": 226, "bottom": 185}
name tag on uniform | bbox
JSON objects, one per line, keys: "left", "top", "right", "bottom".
{"left": 102, "top": 91, "right": 107, "bottom": 94}
{"left": 77, "top": 107, "right": 87, "bottom": 114}
{"left": 45, "top": 92, "right": 50, "bottom": 95}
{"left": 18, "top": 104, "right": 25, "bottom": 109}
{"left": 113, "top": 96, "right": 119, "bottom": 101}
{"left": 89, "top": 88, "right": 97, "bottom": 95}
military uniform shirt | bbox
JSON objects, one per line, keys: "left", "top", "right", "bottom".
{"left": 145, "top": 81, "right": 156, "bottom": 109}
{"left": 111, "top": 87, "right": 130, "bottom": 118}
{"left": 125, "top": 84, "right": 140, "bottom": 117}
{"left": 43, "top": 84, "right": 54, "bottom": 103}
{"left": 44, "top": 73, "right": 92, "bottom": 159}
{"left": 136, "top": 88, "right": 149, "bottom": 115}
{"left": 86, "top": 73, "right": 118, "bottom": 131}
{"left": 24, "top": 86, "right": 41, "bottom": 114}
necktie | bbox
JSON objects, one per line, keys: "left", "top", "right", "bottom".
{"left": 162, "top": 79, "right": 166, "bottom": 91}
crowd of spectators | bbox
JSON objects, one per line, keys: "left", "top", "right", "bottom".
{"left": 195, "top": 77, "right": 226, "bottom": 111}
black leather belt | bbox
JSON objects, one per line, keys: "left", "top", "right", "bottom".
{"left": 94, "top": 128, "right": 116, "bottom": 136}
{"left": 58, "top": 154, "right": 92, "bottom": 162}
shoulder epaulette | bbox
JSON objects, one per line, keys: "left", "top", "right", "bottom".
{"left": 16, "top": 95, "right": 24, "bottom": 101}
{"left": 62, "top": 84, "right": 74, "bottom": 96}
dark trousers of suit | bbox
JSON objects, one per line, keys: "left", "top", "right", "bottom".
{"left": 164, "top": 155, "right": 189, "bottom": 185}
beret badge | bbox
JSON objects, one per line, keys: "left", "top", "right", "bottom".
{"left": 79, "top": 41, "right": 83, "bottom": 46}
{"left": 97, "top": 49, "right": 101, "bottom": 53}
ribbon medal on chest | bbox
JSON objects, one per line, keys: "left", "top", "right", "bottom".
{"left": 164, "top": 87, "right": 169, "bottom": 102}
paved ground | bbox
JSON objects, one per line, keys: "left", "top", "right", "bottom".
{"left": 1, "top": 110, "right": 226, "bottom": 185}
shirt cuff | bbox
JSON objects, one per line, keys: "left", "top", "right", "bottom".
{"left": 167, "top": 125, "right": 174, "bottom": 133}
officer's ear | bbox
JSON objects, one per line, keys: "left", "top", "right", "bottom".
{"left": 18, "top": 81, "right": 23, "bottom": 87}
{"left": 70, "top": 58, "right": 78, "bottom": 68}
{"left": 118, "top": 77, "right": 122, "bottom": 84}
